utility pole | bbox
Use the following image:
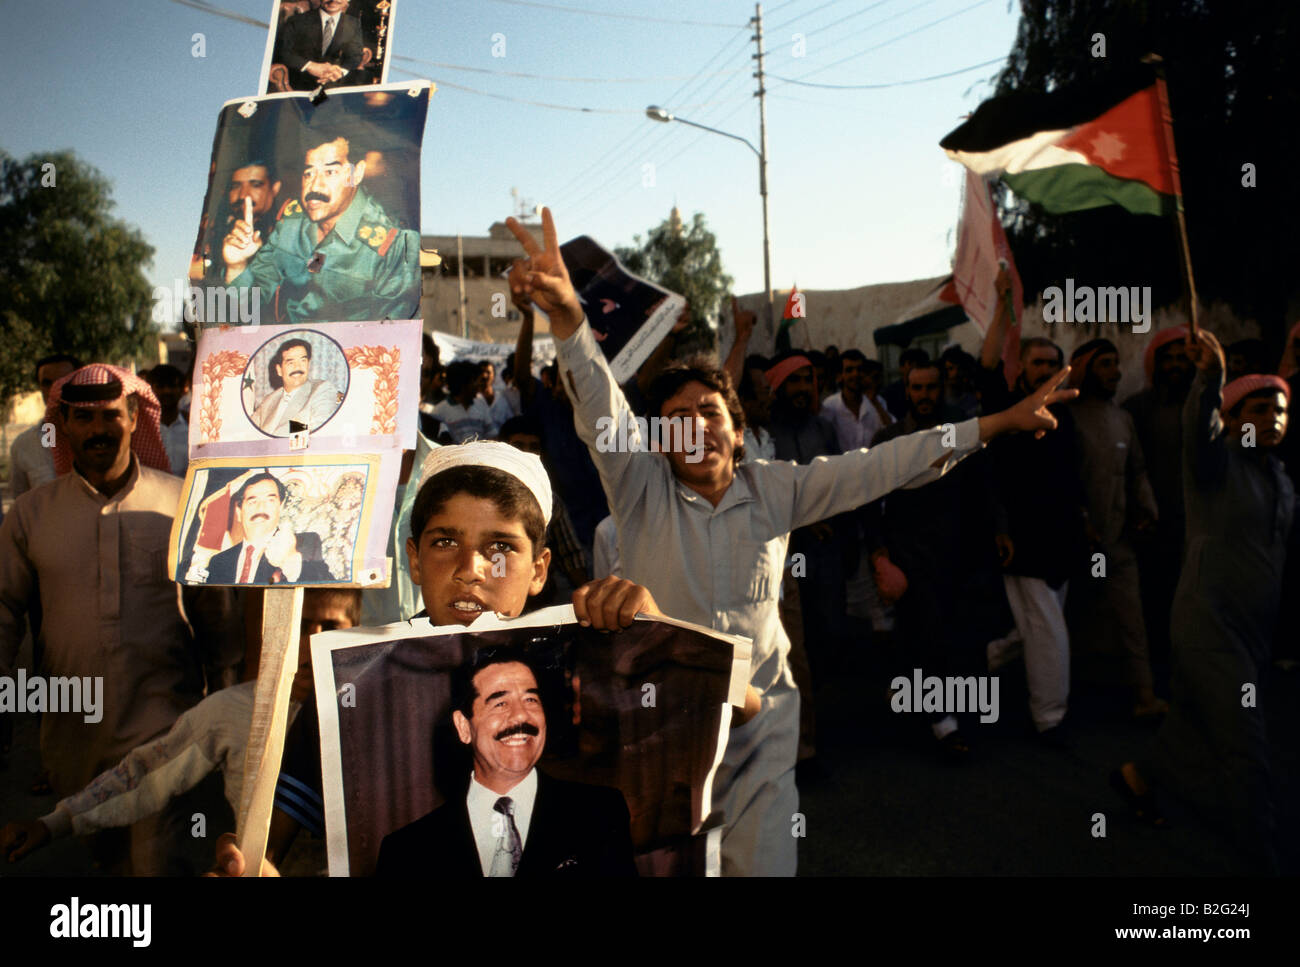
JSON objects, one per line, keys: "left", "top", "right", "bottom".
{"left": 753, "top": 3, "right": 775, "bottom": 351}
{"left": 456, "top": 232, "right": 467, "bottom": 338}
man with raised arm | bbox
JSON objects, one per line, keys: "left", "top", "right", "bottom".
{"left": 504, "top": 209, "right": 1078, "bottom": 876}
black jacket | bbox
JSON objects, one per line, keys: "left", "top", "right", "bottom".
{"left": 204, "top": 531, "right": 333, "bottom": 584}
{"left": 276, "top": 10, "right": 364, "bottom": 91}
{"left": 375, "top": 771, "right": 637, "bottom": 877}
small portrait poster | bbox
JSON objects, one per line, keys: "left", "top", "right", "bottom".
{"left": 258, "top": 0, "right": 398, "bottom": 96}
{"left": 189, "top": 319, "right": 422, "bottom": 458}
{"left": 559, "top": 235, "right": 687, "bottom": 384}
{"left": 188, "top": 81, "right": 430, "bottom": 327}
{"left": 168, "top": 452, "right": 402, "bottom": 588}
{"left": 312, "top": 607, "right": 752, "bottom": 876}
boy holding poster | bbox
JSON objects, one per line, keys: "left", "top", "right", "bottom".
{"left": 212, "top": 440, "right": 750, "bottom": 875}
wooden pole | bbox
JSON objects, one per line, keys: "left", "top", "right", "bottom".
{"left": 1147, "top": 55, "right": 1199, "bottom": 335}
{"left": 236, "top": 585, "right": 304, "bottom": 876}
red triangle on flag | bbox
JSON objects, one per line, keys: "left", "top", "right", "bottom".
{"left": 1058, "top": 84, "right": 1179, "bottom": 197}
{"left": 782, "top": 286, "right": 805, "bottom": 320}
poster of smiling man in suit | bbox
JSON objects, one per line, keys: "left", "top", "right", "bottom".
{"left": 312, "top": 608, "right": 750, "bottom": 876}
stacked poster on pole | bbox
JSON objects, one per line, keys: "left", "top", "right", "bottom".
{"left": 170, "top": 60, "right": 430, "bottom": 588}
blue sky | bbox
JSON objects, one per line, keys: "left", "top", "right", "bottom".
{"left": 0, "top": 0, "right": 1020, "bottom": 310}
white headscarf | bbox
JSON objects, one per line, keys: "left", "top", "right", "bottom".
{"left": 416, "top": 441, "right": 553, "bottom": 525}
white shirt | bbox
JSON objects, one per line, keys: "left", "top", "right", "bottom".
{"left": 741, "top": 426, "right": 775, "bottom": 464}
{"left": 431, "top": 397, "right": 495, "bottom": 443}
{"left": 821, "top": 391, "right": 885, "bottom": 451}
{"left": 159, "top": 415, "right": 189, "bottom": 478}
{"left": 9, "top": 423, "right": 55, "bottom": 500}
{"left": 485, "top": 392, "right": 516, "bottom": 433}
{"left": 466, "top": 768, "right": 537, "bottom": 875}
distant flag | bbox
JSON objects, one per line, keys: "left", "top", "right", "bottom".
{"left": 939, "top": 169, "right": 1026, "bottom": 387}
{"left": 940, "top": 69, "right": 1180, "bottom": 218}
{"left": 777, "top": 285, "right": 805, "bottom": 351}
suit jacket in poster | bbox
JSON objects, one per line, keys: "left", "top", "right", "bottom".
{"left": 374, "top": 771, "right": 637, "bottom": 877}
{"left": 204, "top": 531, "right": 334, "bottom": 584}
{"left": 276, "top": 10, "right": 364, "bottom": 91}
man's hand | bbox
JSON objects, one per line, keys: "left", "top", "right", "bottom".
{"left": 1, "top": 819, "right": 51, "bottom": 863}
{"left": 222, "top": 197, "right": 262, "bottom": 281}
{"left": 979, "top": 365, "right": 1078, "bottom": 441}
{"left": 871, "top": 552, "right": 908, "bottom": 604}
{"left": 304, "top": 62, "right": 345, "bottom": 82}
{"left": 263, "top": 527, "right": 304, "bottom": 582}
{"left": 732, "top": 296, "right": 755, "bottom": 343}
{"left": 508, "top": 258, "right": 535, "bottom": 315}
{"left": 505, "top": 208, "right": 584, "bottom": 339}
{"left": 572, "top": 576, "right": 660, "bottom": 631}
{"left": 203, "top": 832, "right": 281, "bottom": 877}
{"left": 995, "top": 533, "right": 1015, "bottom": 568}
{"left": 1186, "top": 328, "right": 1224, "bottom": 374}
{"left": 732, "top": 685, "right": 761, "bottom": 728}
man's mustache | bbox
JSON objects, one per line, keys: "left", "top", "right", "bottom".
{"left": 305, "top": 192, "right": 330, "bottom": 204}
{"left": 82, "top": 435, "right": 116, "bottom": 450}
{"left": 495, "top": 722, "right": 540, "bottom": 741}
{"left": 250, "top": 512, "right": 271, "bottom": 523}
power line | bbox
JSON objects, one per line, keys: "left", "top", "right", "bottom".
{"left": 544, "top": 26, "right": 752, "bottom": 202}
{"left": 554, "top": 69, "right": 755, "bottom": 216}
{"left": 479, "top": 0, "right": 743, "bottom": 28}
{"left": 394, "top": 54, "right": 747, "bottom": 85}
{"left": 768, "top": 55, "right": 1003, "bottom": 89}
{"left": 769, "top": 0, "right": 848, "bottom": 34}
{"left": 557, "top": 72, "right": 754, "bottom": 220}
{"left": 162, "top": 0, "right": 750, "bottom": 115}
{"left": 777, "top": 0, "right": 996, "bottom": 83}
{"left": 764, "top": 0, "right": 804, "bottom": 15}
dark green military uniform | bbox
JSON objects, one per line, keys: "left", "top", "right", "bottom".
{"left": 231, "top": 186, "right": 419, "bottom": 324}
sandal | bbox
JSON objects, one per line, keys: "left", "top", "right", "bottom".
{"left": 1109, "top": 768, "right": 1167, "bottom": 827}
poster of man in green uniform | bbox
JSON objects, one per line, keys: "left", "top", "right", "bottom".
{"left": 190, "top": 81, "right": 430, "bottom": 326}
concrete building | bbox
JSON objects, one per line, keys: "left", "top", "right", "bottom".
{"left": 420, "top": 220, "right": 548, "bottom": 344}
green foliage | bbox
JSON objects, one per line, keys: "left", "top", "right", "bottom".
{"left": 0, "top": 149, "right": 156, "bottom": 414}
{"left": 614, "top": 211, "right": 733, "bottom": 350}
{"left": 991, "top": 1, "right": 1300, "bottom": 343}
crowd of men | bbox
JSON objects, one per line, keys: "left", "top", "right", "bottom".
{"left": 2, "top": 215, "right": 1297, "bottom": 874}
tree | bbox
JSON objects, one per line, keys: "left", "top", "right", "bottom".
{"left": 614, "top": 210, "right": 734, "bottom": 350}
{"left": 0, "top": 149, "right": 157, "bottom": 414}
{"left": 990, "top": 1, "right": 1300, "bottom": 344}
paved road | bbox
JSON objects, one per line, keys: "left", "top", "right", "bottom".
{"left": 797, "top": 637, "right": 1297, "bottom": 876}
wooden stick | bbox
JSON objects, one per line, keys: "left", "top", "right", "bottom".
{"left": 236, "top": 585, "right": 304, "bottom": 876}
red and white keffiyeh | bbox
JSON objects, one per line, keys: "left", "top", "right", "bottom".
{"left": 46, "top": 364, "right": 171, "bottom": 475}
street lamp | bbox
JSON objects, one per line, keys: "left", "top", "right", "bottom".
{"left": 645, "top": 105, "right": 774, "bottom": 347}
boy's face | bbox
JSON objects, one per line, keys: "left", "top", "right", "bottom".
{"left": 406, "top": 494, "right": 549, "bottom": 627}
{"left": 292, "top": 595, "right": 356, "bottom": 703}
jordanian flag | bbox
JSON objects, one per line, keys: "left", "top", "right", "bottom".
{"left": 941, "top": 69, "right": 1181, "bottom": 217}
{"left": 776, "top": 284, "right": 803, "bottom": 351}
